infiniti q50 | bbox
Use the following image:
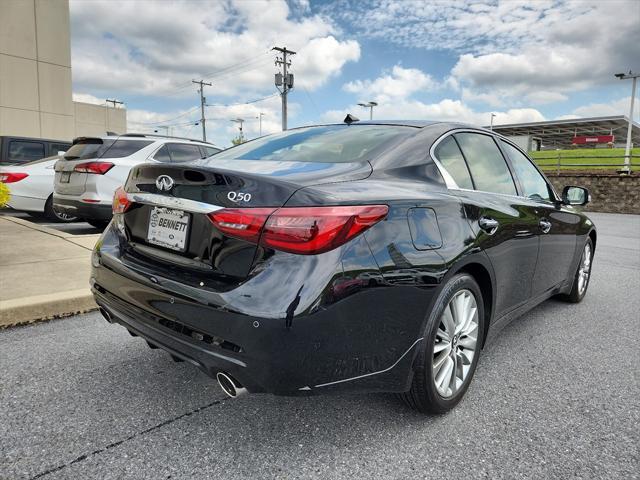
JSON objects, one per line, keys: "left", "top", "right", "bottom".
{"left": 91, "top": 121, "right": 595, "bottom": 413}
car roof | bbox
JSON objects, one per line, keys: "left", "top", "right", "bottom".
{"left": 72, "top": 134, "right": 219, "bottom": 148}
{"left": 293, "top": 120, "right": 490, "bottom": 131}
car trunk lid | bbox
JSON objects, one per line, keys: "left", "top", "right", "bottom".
{"left": 118, "top": 160, "right": 372, "bottom": 284}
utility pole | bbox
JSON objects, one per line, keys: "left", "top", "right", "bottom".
{"left": 105, "top": 99, "right": 122, "bottom": 132}
{"left": 256, "top": 112, "right": 265, "bottom": 136}
{"left": 614, "top": 71, "right": 638, "bottom": 173}
{"left": 192, "top": 79, "right": 212, "bottom": 142}
{"left": 358, "top": 101, "right": 378, "bottom": 120}
{"left": 273, "top": 46, "right": 296, "bottom": 131}
{"left": 490, "top": 113, "right": 496, "bottom": 131}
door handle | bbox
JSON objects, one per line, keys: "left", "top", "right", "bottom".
{"left": 479, "top": 217, "right": 499, "bottom": 235}
{"left": 539, "top": 219, "right": 552, "bottom": 233}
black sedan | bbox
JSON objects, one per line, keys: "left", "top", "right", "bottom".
{"left": 92, "top": 121, "right": 595, "bottom": 413}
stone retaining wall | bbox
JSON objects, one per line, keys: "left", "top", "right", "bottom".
{"left": 545, "top": 172, "right": 639, "bottom": 214}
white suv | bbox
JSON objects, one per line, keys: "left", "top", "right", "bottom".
{"left": 53, "top": 134, "right": 220, "bottom": 228}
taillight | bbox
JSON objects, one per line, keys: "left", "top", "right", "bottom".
{"left": 208, "top": 208, "right": 276, "bottom": 242}
{"left": 0, "top": 173, "right": 28, "bottom": 183}
{"left": 74, "top": 161, "right": 114, "bottom": 174}
{"left": 112, "top": 186, "right": 131, "bottom": 214}
{"left": 207, "top": 205, "right": 388, "bottom": 255}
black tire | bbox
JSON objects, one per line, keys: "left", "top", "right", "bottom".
{"left": 400, "top": 273, "right": 485, "bottom": 414}
{"left": 44, "top": 196, "right": 78, "bottom": 223}
{"left": 87, "top": 219, "right": 110, "bottom": 229}
{"left": 557, "top": 237, "right": 593, "bottom": 303}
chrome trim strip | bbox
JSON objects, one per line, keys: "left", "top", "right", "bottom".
{"left": 430, "top": 128, "right": 558, "bottom": 203}
{"left": 127, "top": 192, "right": 223, "bottom": 214}
{"left": 308, "top": 338, "right": 423, "bottom": 389}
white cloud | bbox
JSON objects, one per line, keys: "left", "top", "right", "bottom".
{"left": 326, "top": 0, "right": 640, "bottom": 106}
{"left": 127, "top": 95, "right": 286, "bottom": 147}
{"left": 72, "top": 92, "right": 105, "bottom": 105}
{"left": 296, "top": 36, "right": 361, "bottom": 89}
{"left": 343, "top": 65, "right": 438, "bottom": 102}
{"left": 569, "top": 97, "right": 637, "bottom": 120}
{"left": 321, "top": 98, "right": 545, "bottom": 126}
{"left": 330, "top": 65, "right": 545, "bottom": 126}
{"left": 69, "top": 0, "right": 360, "bottom": 97}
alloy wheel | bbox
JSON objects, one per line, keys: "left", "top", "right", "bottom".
{"left": 577, "top": 243, "right": 592, "bottom": 296}
{"left": 432, "top": 289, "right": 479, "bottom": 398}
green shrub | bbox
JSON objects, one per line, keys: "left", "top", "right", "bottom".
{"left": 0, "top": 183, "right": 9, "bottom": 207}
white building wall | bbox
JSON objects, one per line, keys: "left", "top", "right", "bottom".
{"left": 0, "top": 0, "right": 126, "bottom": 141}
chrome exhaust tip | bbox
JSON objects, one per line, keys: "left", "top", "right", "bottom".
{"left": 99, "top": 307, "right": 112, "bottom": 323}
{"left": 216, "top": 372, "right": 247, "bottom": 398}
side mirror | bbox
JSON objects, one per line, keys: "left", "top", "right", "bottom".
{"left": 562, "top": 186, "right": 590, "bottom": 206}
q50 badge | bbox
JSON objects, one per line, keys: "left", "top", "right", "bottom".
{"left": 227, "top": 191, "right": 252, "bottom": 202}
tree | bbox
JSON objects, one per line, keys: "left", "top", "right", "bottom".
{"left": 231, "top": 135, "right": 245, "bottom": 146}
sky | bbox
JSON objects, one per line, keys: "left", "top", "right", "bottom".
{"left": 68, "top": 0, "right": 640, "bottom": 147}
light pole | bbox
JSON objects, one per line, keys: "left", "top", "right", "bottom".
{"left": 615, "top": 71, "right": 638, "bottom": 173}
{"left": 256, "top": 112, "right": 265, "bottom": 137}
{"left": 358, "top": 101, "right": 378, "bottom": 120}
{"left": 231, "top": 118, "right": 245, "bottom": 143}
{"left": 490, "top": 113, "right": 496, "bottom": 131}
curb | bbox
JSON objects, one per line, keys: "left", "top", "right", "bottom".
{"left": 0, "top": 290, "right": 98, "bottom": 329}
{"left": 1, "top": 216, "right": 101, "bottom": 328}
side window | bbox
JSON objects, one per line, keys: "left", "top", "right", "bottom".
{"left": 205, "top": 146, "right": 220, "bottom": 157}
{"left": 102, "top": 140, "right": 154, "bottom": 158}
{"left": 500, "top": 140, "right": 551, "bottom": 202}
{"left": 167, "top": 143, "right": 203, "bottom": 163}
{"left": 8, "top": 141, "right": 45, "bottom": 162}
{"left": 50, "top": 143, "right": 71, "bottom": 155}
{"left": 454, "top": 133, "right": 517, "bottom": 196}
{"left": 433, "top": 136, "right": 473, "bottom": 189}
{"left": 153, "top": 145, "right": 171, "bottom": 162}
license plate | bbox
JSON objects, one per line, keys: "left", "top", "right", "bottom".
{"left": 60, "top": 172, "right": 71, "bottom": 183}
{"left": 147, "top": 207, "right": 190, "bottom": 252}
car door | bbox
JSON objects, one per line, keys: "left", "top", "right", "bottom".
{"left": 498, "top": 139, "right": 578, "bottom": 296}
{"left": 433, "top": 131, "right": 540, "bottom": 317}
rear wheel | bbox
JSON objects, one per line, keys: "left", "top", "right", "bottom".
{"left": 400, "top": 273, "right": 485, "bottom": 414}
{"left": 87, "top": 219, "right": 110, "bottom": 229}
{"left": 558, "top": 238, "right": 593, "bottom": 303}
{"left": 44, "top": 196, "right": 78, "bottom": 223}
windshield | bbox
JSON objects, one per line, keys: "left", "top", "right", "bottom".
{"left": 211, "top": 125, "right": 416, "bottom": 163}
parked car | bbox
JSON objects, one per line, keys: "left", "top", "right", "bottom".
{"left": 91, "top": 121, "right": 595, "bottom": 413}
{"left": 53, "top": 134, "right": 221, "bottom": 228}
{"left": 0, "top": 136, "right": 71, "bottom": 166}
{"left": 0, "top": 155, "right": 77, "bottom": 222}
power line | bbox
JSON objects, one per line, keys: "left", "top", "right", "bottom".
{"left": 127, "top": 106, "right": 200, "bottom": 126}
{"left": 205, "top": 93, "right": 279, "bottom": 107}
{"left": 200, "top": 52, "right": 272, "bottom": 82}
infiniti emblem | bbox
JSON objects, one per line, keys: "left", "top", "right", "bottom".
{"left": 155, "top": 175, "right": 174, "bottom": 192}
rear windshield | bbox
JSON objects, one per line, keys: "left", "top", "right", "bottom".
{"left": 211, "top": 125, "right": 415, "bottom": 163}
{"left": 64, "top": 139, "right": 152, "bottom": 160}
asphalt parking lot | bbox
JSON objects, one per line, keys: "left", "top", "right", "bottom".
{"left": 1, "top": 212, "right": 638, "bottom": 480}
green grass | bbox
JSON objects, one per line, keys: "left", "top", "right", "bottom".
{"left": 530, "top": 148, "right": 640, "bottom": 171}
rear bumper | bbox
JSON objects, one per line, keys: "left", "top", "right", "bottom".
{"left": 91, "top": 227, "right": 434, "bottom": 396}
{"left": 53, "top": 195, "right": 112, "bottom": 220}
{"left": 7, "top": 194, "right": 47, "bottom": 213}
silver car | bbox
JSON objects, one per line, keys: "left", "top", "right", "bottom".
{"left": 53, "top": 134, "right": 220, "bottom": 228}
